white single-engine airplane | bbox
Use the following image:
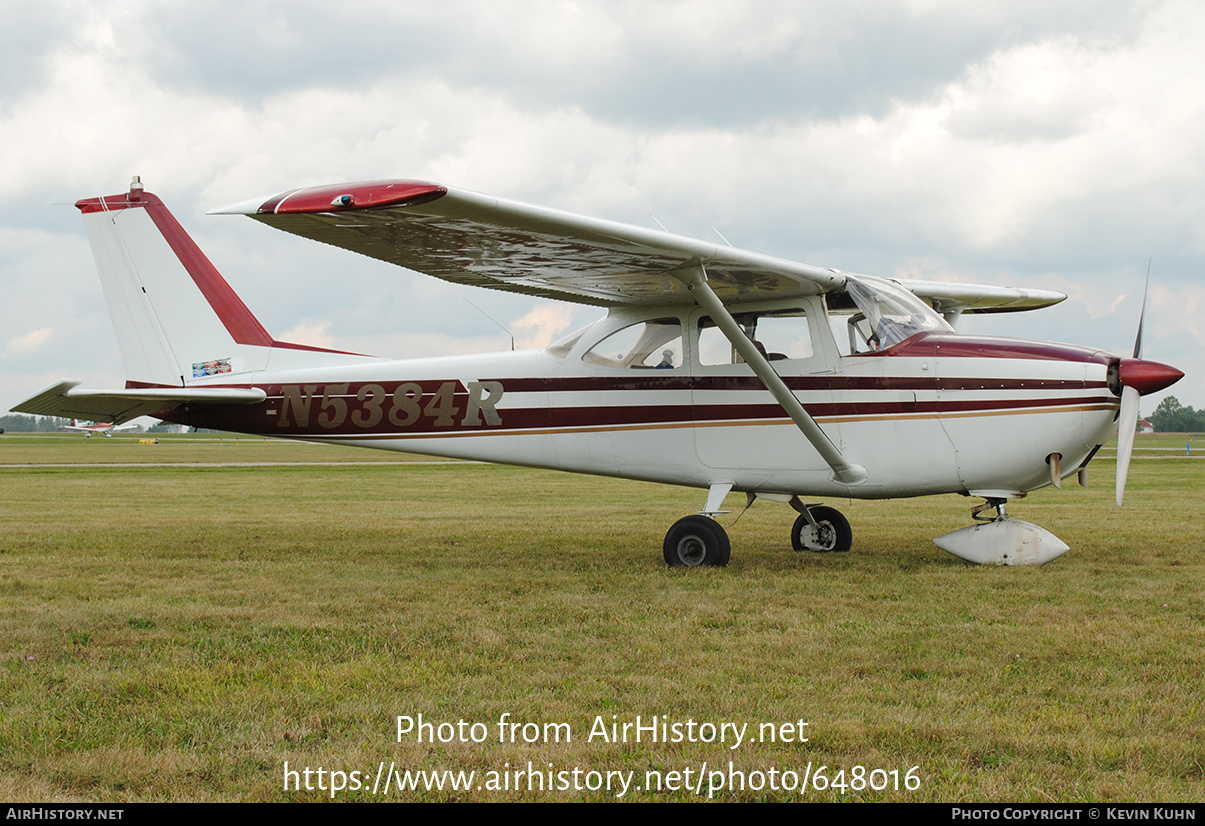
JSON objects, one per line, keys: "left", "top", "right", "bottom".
{"left": 14, "top": 177, "right": 1183, "bottom": 566}
{"left": 60, "top": 418, "right": 137, "bottom": 438}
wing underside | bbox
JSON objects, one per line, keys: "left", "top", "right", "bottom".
{"left": 901, "top": 279, "right": 1066, "bottom": 315}
{"left": 212, "top": 180, "right": 845, "bottom": 306}
{"left": 211, "top": 179, "right": 1065, "bottom": 313}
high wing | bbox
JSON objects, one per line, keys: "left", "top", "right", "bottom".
{"left": 212, "top": 180, "right": 842, "bottom": 305}
{"left": 902, "top": 279, "right": 1066, "bottom": 315}
{"left": 14, "top": 380, "right": 267, "bottom": 425}
{"left": 211, "top": 179, "right": 1065, "bottom": 312}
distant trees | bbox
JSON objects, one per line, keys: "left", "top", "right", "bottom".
{"left": 0, "top": 414, "right": 68, "bottom": 432}
{"left": 1149, "top": 396, "right": 1205, "bottom": 433}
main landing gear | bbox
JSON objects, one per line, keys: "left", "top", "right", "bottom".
{"left": 663, "top": 515, "right": 731, "bottom": 567}
{"left": 661, "top": 495, "right": 853, "bottom": 567}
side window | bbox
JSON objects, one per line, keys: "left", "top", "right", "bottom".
{"left": 582, "top": 318, "right": 683, "bottom": 369}
{"left": 697, "top": 309, "right": 813, "bottom": 366}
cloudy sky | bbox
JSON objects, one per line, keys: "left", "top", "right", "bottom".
{"left": 2, "top": 0, "right": 1202, "bottom": 417}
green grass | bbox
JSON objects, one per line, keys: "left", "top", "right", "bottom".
{"left": 0, "top": 432, "right": 454, "bottom": 464}
{"left": 0, "top": 433, "right": 1202, "bottom": 801}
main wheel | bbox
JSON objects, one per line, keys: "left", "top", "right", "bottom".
{"left": 663, "top": 515, "right": 731, "bottom": 567}
{"left": 791, "top": 506, "right": 852, "bottom": 553}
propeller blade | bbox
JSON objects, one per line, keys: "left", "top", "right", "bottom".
{"left": 1116, "top": 385, "right": 1140, "bottom": 506}
{"left": 1133, "top": 259, "right": 1150, "bottom": 359}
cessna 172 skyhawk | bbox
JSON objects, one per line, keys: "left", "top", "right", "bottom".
{"left": 13, "top": 178, "right": 1183, "bottom": 566}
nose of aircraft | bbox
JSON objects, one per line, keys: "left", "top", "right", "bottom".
{"left": 1114, "top": 356, "right": 1182, "bottom": 507}
{"left": 1117, "top": 358, "right": 1184, "bottom": 396}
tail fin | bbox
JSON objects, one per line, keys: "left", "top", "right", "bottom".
{"left": 75, "top": 178, "right": 371, "bottom": 388}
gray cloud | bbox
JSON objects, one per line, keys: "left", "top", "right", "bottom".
{"left": 0, "top": 5, "right": 72, "bottom": 105}
{"left": 131, "top": 0, "right": 1146, "bottom": 126}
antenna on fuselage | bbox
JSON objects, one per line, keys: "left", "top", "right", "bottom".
{"left": 462, "top": 297, "right": 515, "bottom": 351}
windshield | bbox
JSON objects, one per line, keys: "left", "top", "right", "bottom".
{"left": 843, "top": 275, "right": 953, "bottom": 349}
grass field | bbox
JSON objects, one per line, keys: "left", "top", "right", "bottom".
{"left": 1, "top": 433, "right": 1202, "bottom": 802}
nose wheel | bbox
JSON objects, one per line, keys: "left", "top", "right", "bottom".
{"left": 791, "top": 506, "right": 852, "bottom": 553}
{"left": 663, "top": 515, "right": 731, "bottom": 567}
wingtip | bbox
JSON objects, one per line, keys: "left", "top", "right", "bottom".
{"left": 207, "top": 193, "right": 280, "bottom": 216}
{"left": 209, "top": 180, "right": 447, "bottom": 216}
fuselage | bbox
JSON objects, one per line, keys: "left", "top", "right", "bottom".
{"left": 167, "top": 296, "right": 1120, "bottom": 501}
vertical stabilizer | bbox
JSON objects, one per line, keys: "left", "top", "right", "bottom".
{"left": 75, "top": 179, "right": 369, "bottom": 387}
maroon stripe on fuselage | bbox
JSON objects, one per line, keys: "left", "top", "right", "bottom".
{"left": 490, "top": 375, "right": 1106, "bottom": 393}
{"left": 171, "top": 382, "right": 1114, "bottom": 438}
{"left": 878, "top": 332, "right": 1112, "bottom": 363}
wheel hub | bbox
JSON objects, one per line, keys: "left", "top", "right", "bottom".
{"left": 791, "top": 506, "right": 851, "bottom": 554}
{"left": 676, "top": 534, "right": 707, "bottom": 566}
{"left": 800, "top": 522, "right": 835, "bottom": 551}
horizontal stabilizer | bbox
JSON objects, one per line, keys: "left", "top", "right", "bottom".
{"left": 12, "top": 380, "right": 266, "bottom": 425}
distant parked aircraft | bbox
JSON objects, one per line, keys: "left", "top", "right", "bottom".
{"left": 61, "top": 419, "right": 137, "bottom": 438}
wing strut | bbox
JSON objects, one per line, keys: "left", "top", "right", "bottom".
{"left": 679, "top": 266, "right": 867, "bottom": 485}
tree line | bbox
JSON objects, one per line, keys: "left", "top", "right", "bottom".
{"left": 0, "top": 414, "right": 188, "bottom": 434}
{"left": 0, "top": 414, "right": 68, "bottom": 432}
{"left": 1148, "top": 397, "right": 1205, "bottom": 433}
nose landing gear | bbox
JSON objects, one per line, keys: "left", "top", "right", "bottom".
{"left": 934, "top": 496, "right": 1069, "bottom": 566}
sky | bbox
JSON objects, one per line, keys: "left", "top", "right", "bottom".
{"left": 2, "top": 0, "right": 1202, "bottom": 418}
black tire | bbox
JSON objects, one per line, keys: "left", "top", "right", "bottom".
{"left": 663, "top": 515, "right": 731, "bottom": 567}
{"left": 791, "top": 506, "right": 852, "bottom": 553}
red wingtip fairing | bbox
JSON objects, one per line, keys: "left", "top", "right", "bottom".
{"left": 258, "top": 180, "right": 447, "bottom": 214}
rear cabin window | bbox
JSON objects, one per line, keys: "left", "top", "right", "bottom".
{"left": 582, "top": 319, "right": 683, "bottom": 369}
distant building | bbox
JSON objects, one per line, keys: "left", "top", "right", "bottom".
{"left": 1140, "top": 419, "right": 1154, "bottom": 434}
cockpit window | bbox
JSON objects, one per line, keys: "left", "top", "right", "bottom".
{"left": 835, "top": 275, "right": 952, "bottom": 352}
{"left": 582, "top": 318, "right": 683, "bottom": 369}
